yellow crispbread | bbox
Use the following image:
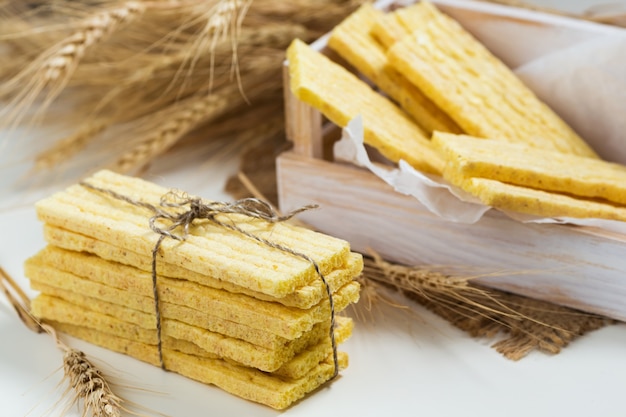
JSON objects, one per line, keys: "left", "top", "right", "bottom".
{"left": 33, "top": 282, "right": 352, "bottom": 378}
{"left": 35, "top": 170, "right": 353, "bottom": 298}
{"left": 287, "top": 38, "right": 444, "bottom": 174}
{"left": 26, "top": 249, "right": 360, "bottom": 341}
{"left": 370, "top": 0, "right": 440, "bottom": 49}
{"left": 271, "top": 315, "right": 352, "bottom": 379}
{"left": 41, "top": 227, "right": 362, "bottom": 310}
{"left": 32, "top": 295, "right": 155, "bottom": 343}
{"left": 31, "top": 294, "right": 351, "bottom": 373}
{"left": 370, "top": 12, "right": 404, "bottom": 50}
{"left": 31, "top": 280, "right": 282, "bottom": 350}
{"left": 167, "top": 317, "right": 353, "bottom": 380}
{"left": 385, "top": 2, "right": 598, "bottom": 158}
{"left": 47, "top": 320, "right": 349, "bottom": 410}
{"left": 328, "top": 4, "right": 460, "bottom": 134}
{"left": 162, "top": 334, "right": 218, "bottom": 360}
{"left": 453, "top": 177, "right": 626, "bottom": 222}
{"left": 433, "top": 132, "right": 626, "bottom": 206}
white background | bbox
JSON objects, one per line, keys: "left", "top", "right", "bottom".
{"left": 2, "top": 202, "right": 626, "bottom": 417}
{"left": 2, "top": 0, "right": 626, "bottom": 416}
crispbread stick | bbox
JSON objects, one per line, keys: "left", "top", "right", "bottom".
{"left": 161, "top": 317, "right": 353, "bottom": 380}
{"left": 386, "top": 1, "right": 598, "bottom": 158}
{"left": 31, "top": 294, "right": 350, "bottom": 373}
{"left": 433, "top": 132, "right": 626, "bottom": 206}
{"left": 370, "top": 0, "right": 440, "bottom": 49}
{"left": 458, "top": 177, "right": 626, "bottom": 222}
{"left": 328, "top": 4, "right": 461, "bottom": 134}
{"left": 287, "top": 38, "right": 444, "bottom": 174}
{"left": 31, "top": 281, "right": 288, "bottom": 350}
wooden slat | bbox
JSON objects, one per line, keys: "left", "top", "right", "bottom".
{"left": 282, "top": 63, "right": 323, "bottom": 159}
{"left": 277, "top": 151, "right": 626, "bottom": 321}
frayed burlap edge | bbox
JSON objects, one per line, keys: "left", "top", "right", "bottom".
{"left": 361, "top": 255, "right": 611, "bottom": 360}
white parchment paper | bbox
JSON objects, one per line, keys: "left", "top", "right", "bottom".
{"left": 333, "top": 116, "right": 490, "bottom": 223}
{"left": 516, "top": 35, "right": 626, "bottom": 164}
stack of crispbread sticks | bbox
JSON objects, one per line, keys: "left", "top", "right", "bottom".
{"left": 25, "top": 170, "right": 363, "bottom": 410}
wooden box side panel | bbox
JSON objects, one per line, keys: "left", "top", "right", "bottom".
{"left": 277, "top": 151, "right": 626, "bottom": 321}
{"left": 282, "top": 64, "right": 323, "bottom": 159}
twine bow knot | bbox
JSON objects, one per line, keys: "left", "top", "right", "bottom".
{"left": 146, "top": 191, "right": 316, "bottom": 242}
{"left": 80, "top": 182, "right": 339, "bottom": 379}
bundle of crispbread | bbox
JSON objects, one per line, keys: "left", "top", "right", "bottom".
{"left": 26, "top": 170, "right": 363, "bottom": 410}
{"left": 285, "top": 1, "right": 626, "bottom": 223}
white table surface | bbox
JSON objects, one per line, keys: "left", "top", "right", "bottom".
{"left": 2, "top": 0, "right": 626, "bottom": 416}
{"left": 1, "top": 161, "right": 626, "bottom": 417}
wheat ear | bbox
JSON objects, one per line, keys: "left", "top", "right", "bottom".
{"left": 0, "top": 266, "right": 42, "bottom": 333}
{"left": 42, "top": 2, "right": 145, "bottom": 84}
{"left": 111, "top": 85, "right": 239, "bottom": 173}
{"left": 0, "top": 2, "right": 145, "bottom": 130}
{"left": 42, "top": 324, "right": 124, "bottom": 417}
{"left": 0, "top": 267, "right": 125, "bottom": 416}
{"left": 168, "top": 0, "right": 248, "bottom": 97}
{"left": 361, "top": 253, "right": 609, "bottom": 359}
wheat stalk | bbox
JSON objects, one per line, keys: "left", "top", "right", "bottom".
{"left": 0, "top": 265, "right": 41, "bottom": 333}
{"left": 47, "top": 325, "right": 124, "bottom": 417}
{"left": 197, "top": 0, "right": 247, "bottom": 89}
{"left": 360, "top": 253, "right": 609, "bottom": 360}
{"left": 0, "top": 266, "right": 126, "bottom": 417}
{"left": 0, "top": 0, "right": 363, "bottom": 185}
{"left": 0, "top": 2, "right": 146, "bottom": 129}
{"left": 42, "top": 2, "right": 145, "bottom": 84}
{"left": 362, "top": 252, "right": 522, "bottom": 321}
{"left": 111, "top": 49, "right": 284, "bottom": 173}
{"left": 111, "top": 83, "right": 245, "bottom": 173}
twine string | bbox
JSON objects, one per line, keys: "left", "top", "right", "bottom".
{"left": 80, "top": 181, "right": 339, "bottom": 378}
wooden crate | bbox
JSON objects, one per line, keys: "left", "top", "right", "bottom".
{"left": 277, "top": 0, "right": 626, "bottom": 321}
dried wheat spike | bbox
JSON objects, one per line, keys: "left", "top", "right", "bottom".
{"left": 112, "top": 90, "right": 235, "bottom": 173}
{"left": 63, "top": 348, "right": 123, "bottom": 417}
{"left": 39, "top": 323, "right": 125, "bottom": 417}
{"left": 43, "top": 2, "right": 145, "bottom": 83}
{"left": 206, "top": 0, "right": 246, "bottom": 38}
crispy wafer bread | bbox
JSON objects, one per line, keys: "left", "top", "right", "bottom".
{"left": 370, "top": 0, "right": 440, "bottom": 49}
{"left": 385, "top": 1, "right": 597, "bottom": 158}
{"left": 48, "top": 320, "right": 349, "bottom": 410}
{"left": 28, "top": 267, "right": 357, "bottom": 351}
{"left": 433, "top": 132, "right": 626, "bottom": 206}
{"left": 41, "top": 227, "right": 362, "bottom": 310}
{"left": 35, "top": 170, "right": 355, "bottom": 298}
{"left": 328, "top": 4, "right": 460, "bottom": 134}
{"left": 287, "top": 38, "right": 444, "bottom": 174}
{"left": 32, "top": 280, "right": 287, "bottom": 350}
{"left": 26, "top": 248, "right": 360, "bottom": 341}
{"left": 370, "top": 9, "right": 407, "bottom": 50}
{"left": 161, "top": 318, "right": 353, "bottom": 380}
{"left": 457, "top": 177, "right": 626, "bottom": 221}
{"left": 31, "top": 294, "right": 352, "bottom": 373}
